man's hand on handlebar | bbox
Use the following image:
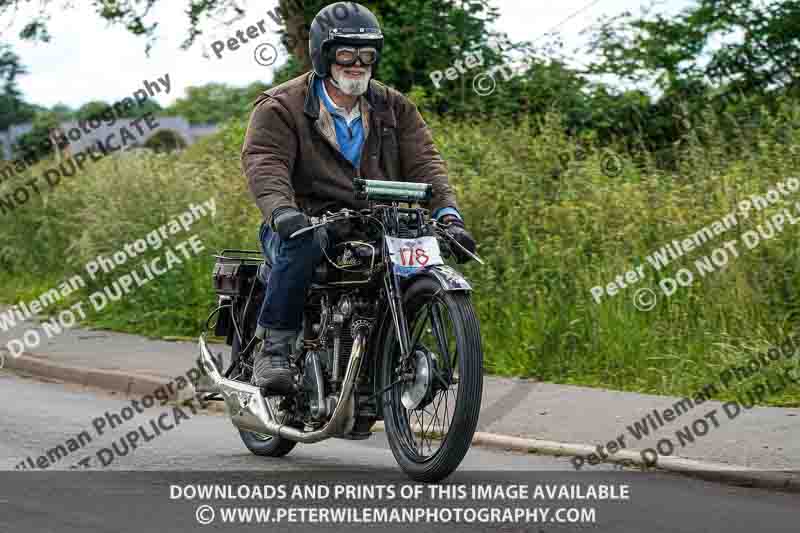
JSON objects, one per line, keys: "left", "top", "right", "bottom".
{"left": 439, "top": 214, "right": 477, "bottom": 264}
{"left": 273, "top": 207, "right": 310, "bottom": 241}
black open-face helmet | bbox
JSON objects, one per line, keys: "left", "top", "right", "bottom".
{"left": 309, "top": 2, "right": 384, "bottom": 78}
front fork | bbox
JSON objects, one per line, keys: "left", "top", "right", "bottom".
{"left": 384, "top": 266, "right": 412, "bottom": 360}
{"left": 381, "top": 204, "right": 423, "bottom": 365}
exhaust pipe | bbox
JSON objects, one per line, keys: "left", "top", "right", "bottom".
{"left": 197, "top": 329, "right": 367, "bottom": 443}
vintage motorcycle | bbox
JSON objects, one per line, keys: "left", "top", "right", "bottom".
{"left": 196, "top": 179, "right": 484, "bottom": 482}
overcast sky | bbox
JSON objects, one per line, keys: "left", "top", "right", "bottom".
{"left": 2, "top": 0, "right": 691, "bottom": 110}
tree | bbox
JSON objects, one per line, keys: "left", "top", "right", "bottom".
{"left": 0, "top": 44, "right": 35, "bottom": 130}
{"left": 587, "top": 0, "right": 800, "bottom": 100}
{"left": 12, "top": 107, "right": 72, "bottom": 163}
{"left": 166, "top": 81, "right": 269, "bottom": 124}
{"left": 76, "top": 99, "right": 162, "bottom": 121}
{"left": 0, "top": 0, "right": 246, "bottom": 52}
{"left": 580, "top": 0, "right": 800, "bottom": 158}
{"left": 75, "top": 101, "right": 115, "bottom": 122}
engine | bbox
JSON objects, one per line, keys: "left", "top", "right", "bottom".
{"left": 300, "top": 290, "right": 378, "bottom": 436}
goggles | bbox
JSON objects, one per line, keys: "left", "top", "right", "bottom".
{"left": 330, "top": 46, "right": 379, "bottom": 67}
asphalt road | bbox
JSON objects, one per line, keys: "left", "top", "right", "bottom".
{"left": 0, "top": 371, "right": 797, "bottom": 533}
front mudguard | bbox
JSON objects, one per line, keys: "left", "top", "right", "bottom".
{"left": 400, "top": 264, "right": 472, "bottom": 292}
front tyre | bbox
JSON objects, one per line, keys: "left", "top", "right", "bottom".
{"left": 381, "top": 277, "right": 483, "bottom": 482}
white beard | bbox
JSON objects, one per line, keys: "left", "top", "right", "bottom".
{"left": 330, "top": 68, "right": 371, "bottom": 96}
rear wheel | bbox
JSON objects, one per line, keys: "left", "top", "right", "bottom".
{"left": 229, "top": 313, "right": 298, "bottom": 457}
{"left": 381, "top": 277, "right": 483, "bottom": 482}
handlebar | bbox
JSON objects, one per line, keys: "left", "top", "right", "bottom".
{"left": 287, "top": 206, "right": 484, "bottom": 265}
{"left": 287, "top": 208, "right": 363, "bottom": 239}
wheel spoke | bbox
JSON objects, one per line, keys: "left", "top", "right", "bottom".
{"left": 431, "top": 367, "right": 451, "bottom": 391}
{"left": 406, "top": 414, "right": 418, "bottom": 453}
{"left": 425, "top": 404, "right": 438, "bottom": 440}
{"left": 400, "top": 388, "right": 417, "bottom": 450}
{"left": 444, "top": 386, "right": 451, "bottom": 433}
{"left": 410, "top": 303, "right": 431, "bottom": 351}
{"left": 422, "top": 406, "right": 437, "bottom": 452}
{"left": 443, "top": 312, "right": 460, "bottom": 375}
{"left": 414, "top": 409, "right": 426, "bottom": 453}
{"left": 429, "top": 302, "right": 450, "bottom": 364}
{"left": 431, "top": 394, "right": 445, "bottom": 437}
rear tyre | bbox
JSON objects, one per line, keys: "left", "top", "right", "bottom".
{"left": 239, "top": 426, "right": 297, "bottom": 457}
{"left": 381, "top": 277, "right": 483, "bottom": 482}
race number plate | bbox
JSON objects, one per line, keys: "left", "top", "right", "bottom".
{"left": 386, "top": 236, "right": 444, "bottom": 277}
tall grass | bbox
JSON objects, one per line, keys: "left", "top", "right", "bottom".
{"left": 1, "top": 105, "right": 799, "bottom": 406}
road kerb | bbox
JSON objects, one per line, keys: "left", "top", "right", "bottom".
{"left": 467, "top": 431, "right": 799, "bottom": 492}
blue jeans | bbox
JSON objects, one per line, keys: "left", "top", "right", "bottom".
{"left": 257, "top": 222, "right": 329, "bottom": 330}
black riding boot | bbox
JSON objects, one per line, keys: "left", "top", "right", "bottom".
{"left": 251, "top": 328, "right": 298, "bottom": 395}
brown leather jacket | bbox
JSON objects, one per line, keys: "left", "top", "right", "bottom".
{"left": 241, "top": 71, "right": 459, "bottom": 227}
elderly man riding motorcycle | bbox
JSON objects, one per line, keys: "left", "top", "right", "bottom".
{"left": 241, "top": 1, "right": 477, "bottom": 395}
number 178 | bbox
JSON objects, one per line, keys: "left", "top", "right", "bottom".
{"left": 399, "top": 246, "right": 430, "bottom": 266}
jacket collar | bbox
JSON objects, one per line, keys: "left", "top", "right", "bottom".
{"left": 303, "top": 71, "right": 394, "bottom": 127}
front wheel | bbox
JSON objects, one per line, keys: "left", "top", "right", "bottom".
{"left": 381, "top": 277, "right": 483, "bottom": 482}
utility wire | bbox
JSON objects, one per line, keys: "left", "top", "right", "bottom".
{"left": 530, "top": 0, "right": 606, "bottom": 45}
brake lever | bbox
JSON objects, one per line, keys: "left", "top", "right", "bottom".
{"left": 431, "top": 222, "right": 485, "bottom": 265}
